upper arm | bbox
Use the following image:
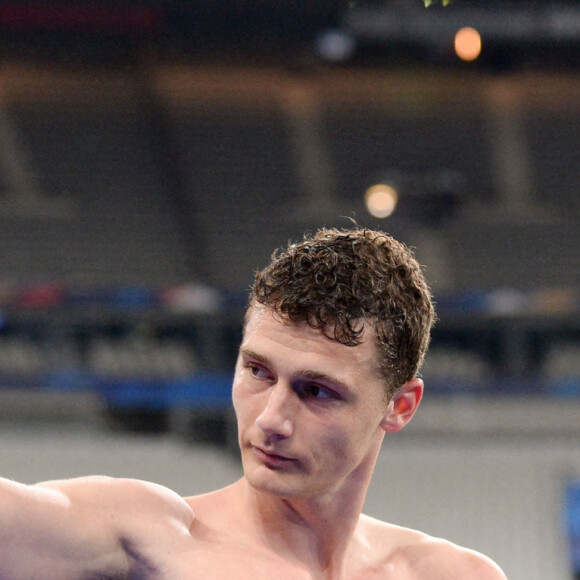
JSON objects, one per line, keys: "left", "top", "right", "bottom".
{"left": 0, "top": 475, "right": 194, "bottom": 580}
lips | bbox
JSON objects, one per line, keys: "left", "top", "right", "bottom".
{"left": 252, "top": 445, "right": 295, "bottom": 464}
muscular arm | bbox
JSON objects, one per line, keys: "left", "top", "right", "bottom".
{"left": 0, "top": 475, "right": 194, "bottom": 580}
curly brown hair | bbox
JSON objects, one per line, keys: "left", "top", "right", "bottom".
{"left": 247, "top": 227, "right": 435, "bottom": 399}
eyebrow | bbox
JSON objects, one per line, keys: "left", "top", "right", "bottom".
{"left": 239, "top": 348, "right": 353, "bottom": 394}
{"left": 239, "top": 348, "right": 270, "bottom": 367}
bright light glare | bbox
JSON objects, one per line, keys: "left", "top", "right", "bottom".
{"left": 316, "top": 30, "right": 355, "bottom": 62}
{"left": 455, "top": 27, "right": 482, "bottom": 62}
{"left": 365, "top": 184, "right": 398, "bottom": 219}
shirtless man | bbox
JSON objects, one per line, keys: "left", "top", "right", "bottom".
{"left": 0, "top": 227, "right": 508, "bottom": 579}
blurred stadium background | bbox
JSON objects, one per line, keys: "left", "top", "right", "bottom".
{"left": 0, "top": 1, "right": 578, "bottom": 578}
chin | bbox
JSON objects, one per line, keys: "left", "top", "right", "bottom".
{"left": 249, "top": 477, "right": 305, "bottom": 500}
{"left": 243, "top": 459, "right": 301, "bottom": 499}
{"left": 246, "top": 468, "right": 328, "bottom": 504}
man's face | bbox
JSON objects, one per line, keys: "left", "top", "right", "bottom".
{"left": 232, "top": 304, "right": 390, "bottom": 501}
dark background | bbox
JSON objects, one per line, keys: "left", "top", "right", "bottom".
{"left": 0, "top": 0, "right": 578, "bottom": 410}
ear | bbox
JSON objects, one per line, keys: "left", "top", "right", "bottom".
{"left": 380, "top": 378, "right": 423, "bottom": 433}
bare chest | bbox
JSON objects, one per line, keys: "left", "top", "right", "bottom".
{"left": 127, "top": 542, "right": 312, "bottom": 580}
{"left": 128, "top": 545, "right": 410, "bottom": 580}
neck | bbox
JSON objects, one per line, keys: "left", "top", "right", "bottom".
{"left": 236, "top": 441, "right": 381, "bottom": 578}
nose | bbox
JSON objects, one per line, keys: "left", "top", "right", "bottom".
{"left": 255, "top": 382, "right": 294, "bottom": 441}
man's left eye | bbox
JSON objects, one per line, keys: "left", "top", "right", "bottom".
{"left": 307, "top": 385, "right": 336, "bottom": 400}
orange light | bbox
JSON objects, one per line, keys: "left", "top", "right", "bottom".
{"left": 454, "top": 27, "right": 482, "bottom": 62}
{"left": 364, "top": 184, "right": 398, "bottom": 219}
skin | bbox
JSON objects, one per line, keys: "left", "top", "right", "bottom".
{"left": 0, "top": 304, "right": 508, "bottom": 579}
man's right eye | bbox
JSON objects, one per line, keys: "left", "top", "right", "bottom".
{"left": 248, "top": 364, "right": 269, "bottom": 379}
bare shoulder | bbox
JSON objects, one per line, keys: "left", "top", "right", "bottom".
{"left": 359, "top": 515, "right": 508, "bottom": 579}
{"left": 184, "top": 483, "right": 238, "bottom": 525}
{"left": 410, "top": 536, "right": 508, "bottom": 579}
{"left": 0, "top": 476, "right": 196, "bottom": 579}
{"left": 40, "top": 475, "right": 195, "bottom": 531}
